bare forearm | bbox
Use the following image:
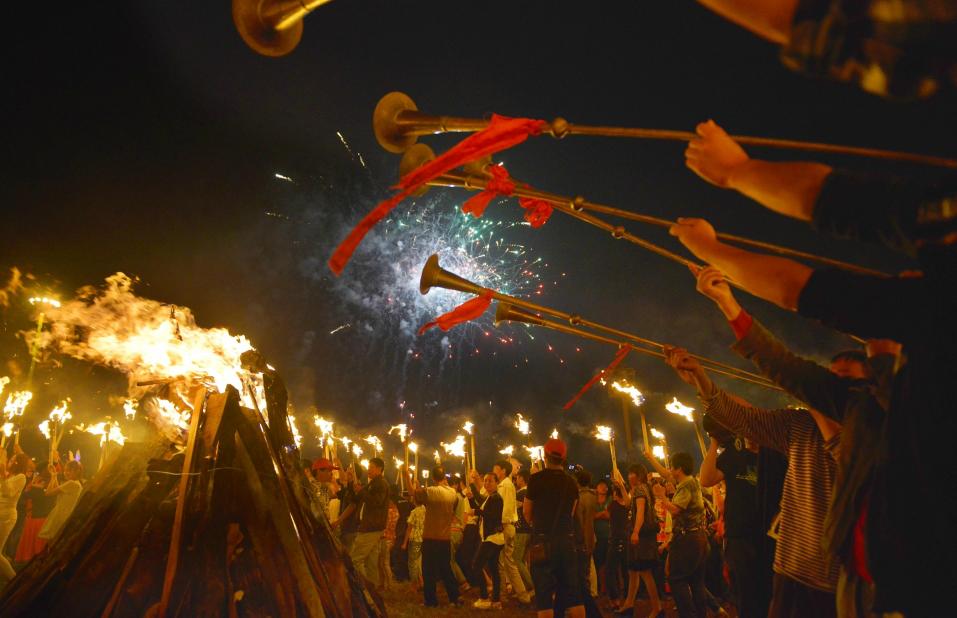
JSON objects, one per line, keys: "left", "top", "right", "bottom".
{"left": 699, "top": 441, "right": 723, "bottom": 488}
{"left": 696, "top": 0, "right": 798, "bottom": 44}
{"left": 690, "top": 241, "right": 812, "bottom": 310}
{"left": 730, "top": 160, "right": 832, "bottom": 222}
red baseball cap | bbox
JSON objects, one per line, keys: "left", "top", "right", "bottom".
{"left": 312, "top": 458, "right": 339, "bottom": 472}
{"left": 544, "top": 438, "right": 567, "bottom": 460}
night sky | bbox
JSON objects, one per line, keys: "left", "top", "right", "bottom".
{"left": 3, "top": 2, "right": 955, "bottom": 471}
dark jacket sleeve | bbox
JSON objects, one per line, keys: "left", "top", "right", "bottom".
{"left": 701, "top": 386, "right": 792, "bottom": 454}
{"left": 732, "top": 318, "right": 859, "bottom": 422}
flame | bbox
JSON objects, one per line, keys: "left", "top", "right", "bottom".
{"left": 359, "top": 459, "right": 370, "bottom": 470}
{"left": 393, "top": 456, "right": 404, "bottom": 468}
{"left": 525, "top": 445, "right": 544, "bottom": 461}
{"left": 441, "top": 435, "right": 467, "bottom": 459}
{"left": 650, "top": 427, "right": 666, "bottom": 440}
{"left": 433, "top": 449, "right": 442, "bottom": 463}
{"left": 389, "top": 424, "right": 409, "bottom": 442}
{"left": 364, "top": 435, "right": 383, "bottom": 454}
{"left": 550, "top": 428, "right": 559, "bottom": 440}
{"left": 29, "top": 273, "right": 265, "bottom": 425}
{"left": 462, "top": 421, "right": 474, "bottom": 435}
{"left": 652, "top": 445, "right": 666, "bottom": 460}
{"left": 1, "top": 423, "right": 13, "bottom": 437}
{"left": 408, "top": 441, "right": 418, "bottom": 453}
{"left": 3, "top": 391, "right": 33, "bottom": 419}
{"left": 339, "top": 436, "right": 353, "bottom": 451}
{"left": 514, "top": 413, "right": 530, "bottom": 436}
{"left": 314, "top": 416, "right": 334, "bottom": 439}
{"left": 288, "top": 415, "right": 303, "bottom": 449}
{"left": 81, "top": 420, "right": 126, "bottom": 447}
{"left": 123, "top": 399, "right": 137, "bottom": 421}
{"left": 351, "top": 443, "right": 363, "bottom": 458}
{"left": 594, "top": 425, "right": 613, "bottom": 442}
{"left": 611, "top": 380, "right": 645, "bottom": 407}
{"left": 38, "top": 420, "right": 51, "bottom": 440}
{"left": 498, "top": 445, "right": 514, "bottom": 456}
{"left": 50, "top": 400, "right": 72, "bottom": 424}
{"left": 0, "top": 376, "right": 9, "bottom": 400}
{"left": 665, "top": 397, "right": 695, "bottom": 422}
{"left": 29, "top": 296, "right": 62, "bottom": 309}
{"left": 147, "top": 398, "right": 192, "bottom": 443}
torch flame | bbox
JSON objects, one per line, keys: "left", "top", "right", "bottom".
{"left": 665, "top": 397, "right": 695, "bottom": 422}
{"left": 514, "top": 413, "right": 530, "bottom": 436}
{"left": 1, "top": 423, "right": 12, "bottom": 437}
{"left": 550, "top": 428, "right": 559, "bottom": 440}
{"left": 351, "top": 443, "right": 363, "bottom": 458}
{"left": 359, "top": 459, "right": 370, "bottom": 470}
{"left": 611, "top": 380, "right": 645, "bottom": 407}
{"left": 408, "top": 441, "right": 418, "bottom": 453}
{"left": 388, "top": 424, "right": 409, "bottom": 442}
{"left": 441, "top": 435, "right": 467, "bottom": 459}
{"left": 38, "top": 420, "right": 51, "bottom": 440}
{"left": 652, "top": 445, "right": 666, "bottom": 460}
{"left": 339, "top": 435, "right": 352, "bottom": 451}
{"left": 364, "top": 435, "right": 383, "bottom": 454}
{"left": 3, "top": 391, "right": 33, "bottom": 419}
{"left": 594, "top": 425, "right": 613, "bottom": 442}
{"left": 433, "top": 449, "right": 442, "bottom": 463}
{"left": 29, "top": 296, "right": 62, "bottom": 309}
{"left": 525, "top": 445, "right": 544, "bottom": 461}
{"left": 462, "top": 421, "right": 474, "bottom": 435}
{"left": 80, "top": 420, "right": 126, "bottom": 446}
{"left": 393, "top": 455, "right": 404, "bottom": 468}
{"left": 498, "top": 445, "right": 514, "bottom": 456}
{"left": 650, "top": 427, "right": 666, "bottom": 440}
{"left": 288, "top": 415, "right": 303, "bottom": 449}
{"left": 0, "top": 376, "right": 9, "bottom": 400}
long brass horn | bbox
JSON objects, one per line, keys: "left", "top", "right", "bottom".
{"left": 232, "top": 0, "right": 334, "bottom": 57}
{"left": 420, "top": 255, "right": 780, "bottom": 390}
{"left": 375, "top": 92, "right": 957, "bottom": 168}
{"left": 493, "top": 303, "right": 782, "bottom": 391}
{"left": 401, "top": 145, "right": 886, "bottom": 278}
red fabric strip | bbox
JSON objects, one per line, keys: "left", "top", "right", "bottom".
{"left": 518, "top": 197, "right": 553, "bottom": 228}
{"left": 328, "top": 115, "right": 548, "bottom": 275}
{"left": 418, "top": 290, "right": 494, "bottom": 335}
{"left": 563, "top": 345, "right": 633, "bottom": 410}
{"left": 728, "top": 309, "right": 754, "bottom": 341}
{"left": 462, "top": 164, "right": 515, "bottom": 218}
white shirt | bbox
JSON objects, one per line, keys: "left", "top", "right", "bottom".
{"left": 499, "top": 475, "right": 517, "bottom": 524}
{"left": 0, "top": 474, "right": 25, "bottom": 513}
{"left": 39, "top": 479, "right": 82, "bottom": 541}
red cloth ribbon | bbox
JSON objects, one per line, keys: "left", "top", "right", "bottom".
{"left": 328, "top": 115, "right": 548, "bottom": 275}
{"left": 418, "top": 289, "right": 494, "bottom": 335}
{"left": 562, "top": 345, "right": 633, "bottom": 410}
{"left": 461, "top": 164, "right": 554, "bottom": 228}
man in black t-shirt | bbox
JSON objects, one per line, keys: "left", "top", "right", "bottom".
{"left": 524, "top": 438, "right": 583, "bottom": 618}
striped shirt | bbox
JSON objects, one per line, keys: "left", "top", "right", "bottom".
{"left": 703, "top": 386, "right": 840, "bottom": 592}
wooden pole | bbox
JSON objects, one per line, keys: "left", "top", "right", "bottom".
{"left": 639, "top": 409, "right": 650, "bottom": 453}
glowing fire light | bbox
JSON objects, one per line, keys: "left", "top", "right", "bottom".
{"left": 364, "top": 435, "right": 383, "bottom": 455}
{"left": 393, "top": 456, "right": 404, "bottom": 469}
{"left": 38, "top": 420, "right": 51, "bottom": 440}
{"left": 652, "top": 445, "right": 666, "bottom": 460}
{"left": 514, "top": 413, "right": 530, "bottom": 436}
{"left": 29, "top": 296, "right": 61, "bottom": 309}
{"left": 1, "top": 423, "right": 13, "bottom": 438}
{"left": 3, "top": 391, "right": 33, "bottom": 419}
{"left": 314, "top": 416, "right": 335, "bottom": 446}
{"left": 499, "top": 445, "right": 514, "bottom": 456}
{"left": 0, "top": 377, "right": 9, "bottom": 399}
{"left": 550, "top": 428, "right": 559, "bottom": 440}
{"left": 462, "top": 421, "right": 474, "bottom": 435}
{"left": 665, "top": 397, "right": 695, "bottom": 422}
{"left": 288, "top": 416, "right": 303, "bottom": 449}
{"left": 389, "top": 424, "right": 409, "bottom": 442}
{"left": 594, "top": 425, "right": 613, "bottom": 442}
{"left": 407, "top": 441, "right": 419, "bottom": 453}
{"left": 611, "top": 380, "right": 645, "bottom": 407}
{"left": 650, "top": 427, "right": 665, "bottom": 440}
{"left": 441, "top": 435, "right": 467, "bottom": 459}
{"left": 434, "top": 449, "right": 442, "bottom": 463}
{"left": 351, "top": 443, "right": 363, "bottom": 458}
{"left": 359, "top": 459, "right": 370, "bottom": 470}
{"left": 124, "top": 399, "right": 137, "bottom": 421}
{"left": 81, "top": 420, "right": 127, "bottom": 447}
{"left": 339, "top": 436, "right": 352, "bottom": 451}
{"left": 525, "top": 445, "right": 544, "bottom": 462}
{"left": 153, "top": 398, "right": 191, "bottom": 437}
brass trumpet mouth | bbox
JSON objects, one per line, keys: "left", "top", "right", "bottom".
{"left": 232, "top": 0, "right": 335, "bottom": 57}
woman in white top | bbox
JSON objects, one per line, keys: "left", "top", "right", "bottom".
{"left": 0, "top": 450, "right": 30, "bottom": 585}
{"left": 39, "top": 459, "right": 84, "bottom": 545}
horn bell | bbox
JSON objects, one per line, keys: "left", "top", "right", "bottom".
{"left": 374, "top": 92, "right": 420, "bottom": 153}
{"left": 399, "top": 144, "right": 436, "bottom": 197}
{"left": 494, "top": 302, "right": 545, "bottom": 328}
{"left": 232, "top": 0, "right": 306, "bottom": 57}
{"left": 419, "top": 254, "right": 486, "bottom": 296}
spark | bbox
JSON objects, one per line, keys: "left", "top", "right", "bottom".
{"left": 274, "top": 172, "right": 294, "bottom": 182}
{"left": 329, "top": 323, "right": 351, "bottom": 335}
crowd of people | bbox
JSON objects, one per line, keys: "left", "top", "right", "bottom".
{"left": 0, "top": 445, "right": 85, "bottom": 591}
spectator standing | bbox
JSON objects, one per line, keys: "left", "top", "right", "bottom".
{"left": 349, "top": 458, "right": 389, "bottom": 587}
{"left": 494, "top": 459, "right": 532, "bottom": 604}
{"left": 15, "top": 465, "right": 54, "bottom": 564}
{"left": 37, "top": 458, "right": 83, "bottom": 547}
{"left": 403, "top": 502, "right": 426, "bottom": 591}
{"left": 524, "top": 438, "right": 584, "bottom": 618}
{"left": 0, "top": 451, "right": 29, "bottom": 586}
{"left": 514, "top": 469, "right": 535, "bottom": 592}
{"left": 472, "top": 473, "right": 505, "bottom": 610}
{"left": 411, "top": 465, "right": 461, "bottom": 607}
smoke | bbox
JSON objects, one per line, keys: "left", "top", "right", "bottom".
{"left": 0, "top": 268, "right": 24, "bottom": 308}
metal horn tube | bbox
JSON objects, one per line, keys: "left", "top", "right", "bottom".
{"left": 374, "top": 92, "right": 957, "bottom": 169}
{"left": 423, "top": 256, "right": 780, "bottom": 389}
{"left": 232, "top": 0, "right": 334, "bottom": 57}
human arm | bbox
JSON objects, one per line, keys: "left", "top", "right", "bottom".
{"left": 522, "top": 496, "right": 533, "bottom": 526}
{"left": 685, "top": 120, "right": 829, "bottom": 220}
{"left": 694, "top": 0, "right": 797, "bottom": 44}
{"left": 630, "top": 496, "right": 647, "bottom": 543}
{"left": 664, "top": 347, "right": 792, "bottom": 453}
{"left": 671, "top": 218, "right": 812, "bottom": 311}
{"left": 653, "top": 483, "right": 683, "bottom": 516}
{"left": 642, "top": 448, "right": 674, "bottom": 482}
{"left": 331, "top": 502, "right": 356, "bottom": 528}
{"left": 699, "top": 439, "right": 724, "bottom": 488}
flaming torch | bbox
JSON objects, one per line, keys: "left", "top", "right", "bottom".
{"left": 611, "top": 380, "right": 649, "bottom": 452}
{"left": 315, "top": 416, "right": 335, "bottom": 459}
{"left": 408, "top": 441, "right": 419, "bottom": 482}
{"left": 650, "top": 426, "right": 669, "bottom": 462}
{"left": 498, "top": 445, "right": 514, "bottom": 457}
{"left": 594, "top": 425, "right": 618, "bottom": 477}
{"left": 550, "top": 428, "right": 559, "bottom": 440}
{"left": 441, "top": 435, "right": 468, "bottom": 475}
{"left": 0, "top": 376, "right": 9, "bottom": 400}
{"left": 287, "top": 415, "right": 303, "bottom": 450}
{"left": 41, "top": 400, "right": 73, "bottom": 462}
{"left": 666, "top": 397, "right": 706, "bottom": 458}
{"left": 124, "top": 399, "right": 137, "bottom": 421}
{"left": 364, "top": 435, "right": 383, "bottom": 459}
{"left": 3, "top": 390, "right": 33, "bottom": 447}
{"left": 462, "top": 421, "right": 476, "bottom": 472}
{"left": 524, "top": 445, "right": 545, "bottom": 467}
{"left": 389, "top": 423, "right": 410, "bottom": 475}
{"left": 80, "top": 419, "right": 127, "bottom": 470}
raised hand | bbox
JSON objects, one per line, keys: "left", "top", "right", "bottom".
{"left": 662, "top": 345, "right": 708, "bottom": 389}
{"left": 694, "top": 265, "right": 742, "bottom": 319}
{"left": 685, "top": 120, "right": 749, "bottom": 188}
{"left": 669, "top": 217, "right": 719, "bottom": 260}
